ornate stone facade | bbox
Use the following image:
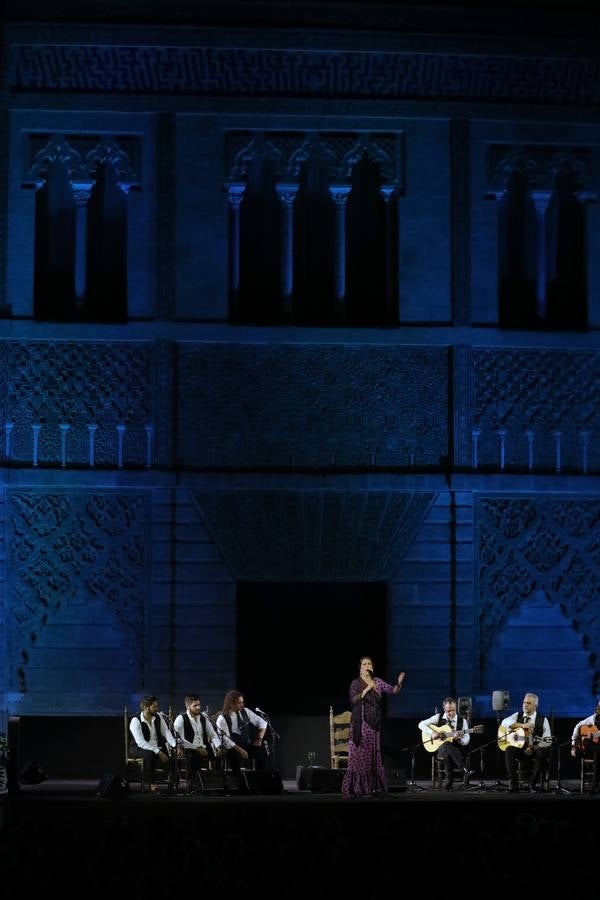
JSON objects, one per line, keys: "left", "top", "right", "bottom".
{"left": 7, "top": 490, "right": 148, "bottom": 691}
{"left": 477, "top": 496, "right": 600, "bottom": 692}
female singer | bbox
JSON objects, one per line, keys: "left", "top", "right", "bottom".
{"left": 342, "top": 657, "right": 405, "bottom": 798}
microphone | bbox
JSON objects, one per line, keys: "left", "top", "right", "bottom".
{"left": 367, "top": 669, "right": 373, "bottom": 676}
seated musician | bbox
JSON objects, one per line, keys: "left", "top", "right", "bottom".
{"left": 173, "top": 694, "right": 222, "bottom": 791}
{"left": 418, "top": 696, "right": 471, "bottom": 791}
{"left": 500, "top": 692, "right": 552, "bottom": 793}
{"left": 129, "top": 695, "right": 178, "bottom": 794}
{"left": 570, "top": 699, "right": 600, "bottom": 794}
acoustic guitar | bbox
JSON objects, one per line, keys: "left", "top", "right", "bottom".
{"left": 575, "top": 724, "right": 600, "bottom": 757}
{"left": 422, "top": 722, "right": 484, "bottom": 752}
{"left": 497, "top": 724, "right": 554, "bottom": 753}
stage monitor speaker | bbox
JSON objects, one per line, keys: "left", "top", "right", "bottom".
{"left": 492, "top": 690, "right": 510, "bottom": 712}
{"left": 19, "top": 760, "right": 48, "bottom": 785}
{"left": 96, "top": 773, "right": 130, "bottom": 799}
{"left": 229, "top": 770, "right": 284, "bottom": 795}
{"left": 197, "top": 770, "right": 225, "bottom": 795}
{"left": 309, "top": 767, "right": 345, "bottom": 794}
{"left": 387, "top": 768, "right": 408, "bottom": 794}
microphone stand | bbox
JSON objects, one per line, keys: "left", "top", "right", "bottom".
{"left": 400, "top": 741, "right": 427, "bottom": 792}
{"left": 160, "top": 711, "right": 182, "bottom": 796}
{"left": 464, "top": 735, "right": 505, "bottom": 793}
{"left": 489, "top": 713, "right": 510, "bottom": 791}
{"left": 256, "top": 708, "right": 280, "bottom": 772}
{"left": 553, "top": 738, "right": 572, "bottom": 796}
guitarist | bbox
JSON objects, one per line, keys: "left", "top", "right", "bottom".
{"left": 418, "top": 697, "right": 471, "bottom": 791}
{"left": 570, "top": 700, "right": 600, "bottom": 794}
{"left": 500, "top": 692, "right": 552, "bottom": 793}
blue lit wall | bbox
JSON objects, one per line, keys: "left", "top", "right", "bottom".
{"left": 1, "top": 8, "right": 600, "bottom": 730}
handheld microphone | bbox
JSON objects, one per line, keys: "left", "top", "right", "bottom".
{"left": 367, "top": 669, "right": 373, "bottom": 676}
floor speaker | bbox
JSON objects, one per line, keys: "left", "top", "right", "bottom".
{"left": 228, "top": 770, "right": 284, "bottom": 795}
{"left": 96, "top": 773, "right": 130, "bottom": 799}
{"left": 19, "top": 761, "right": 48, "bottom": 785}
{"left": 196, "top": 770, "right": 225, "bottom": 794}
{"left": 387, "top": 768, "right": 408, "bottom": 793}
{"left": 308, "top": 767, "right": 345, "bottom": 793}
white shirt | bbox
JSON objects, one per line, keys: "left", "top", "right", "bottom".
{"left": 571, "top": 714, "right": 598, "bottom": 745}
{"left": 418, "top": 712, "right": 470, "bottom": 746}
{"left": 130, "top": 712, "right": 177, "bottom": 755}
{"left": 501, "top": 710, "right": 552, "bottom": 740}
{"left": 173, "top": 711, "right": 221, "bottom": 754}
{"left": 216, "top": 708, "right": 268, "bottom": 751}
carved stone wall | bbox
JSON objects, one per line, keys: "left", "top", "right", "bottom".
{"left": 226, "top": 132, "right": 404, "bottom": 188}
{"left": 6, "top": 490, "right": 148, "bottom": 697}
{"left": 477, "top": 496, "right": 600, "bottom": 698}
{"left": 0, "top": 341, "right": 153, "bottom": 466}
{"left": 9, "top": 46, "right": 600, "bottom": 106}
{"left": 191, "top": 489, "right": 436, "bottom": 581}
{"left": 178, "top": 344, "right": 449, "bottom": 469}
{"left": 455, "top": 347, "right": 600, "bottom": 472}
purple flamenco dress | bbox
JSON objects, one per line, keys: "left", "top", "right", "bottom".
{"left": 342, "top": 677, "right": 395, "bottom": 797}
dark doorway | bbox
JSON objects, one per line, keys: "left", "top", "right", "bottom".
{"left": 236, "top": 582, "right": 387, "bottom": 716}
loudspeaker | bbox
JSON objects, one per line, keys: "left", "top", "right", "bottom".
{"left": 492, "top": 690, "right": 510, "bottom": 712}
{"left": 308, "top": 767, "right": 345, "bottom": 794}
{"left": 96, "top": 773, "right": 130, "bottom": 799}
{"left": 386, "top": 768, "right": 408, "bottom": 794}
{"left": 19, "top": 761, "right": 48, "bottom": 785}
{"left": 227, "top": 770, "right": 284, "bottom": 795}
{"left": 196, "top": 770, "right": 225, "bottom": 795}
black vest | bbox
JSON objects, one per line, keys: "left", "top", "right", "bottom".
{"left": 139, "top": 714, "right": 168, "bottom": 751}
{"left": 181, "top": 711, "right": 209, "bottom": 746}
{"left": 225, "top": 708, "right": 251, "bottom": 746}
{"left": 517, "top": 711, "right": 545, "bottom": 738}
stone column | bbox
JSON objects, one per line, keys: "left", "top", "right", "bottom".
{"left": 275, "top": 183, "right": 299, "bottom": 319}
{"left": 380, "top": 185, "right": 398, "bottom": 322}
{"left": 531, "top": 191, "right": 551, "bottom": 321}
{"left": 328, "top": 184, "right": 352, "bottom": 318}
{"left": 71, "top": 180, "right": 94, "bottom": 310}
{"left": 226, "top": 182, "right": 246, "bottom": 318}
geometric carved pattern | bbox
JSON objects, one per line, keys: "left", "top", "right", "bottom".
{"left": 10, "top": 46, "right": 600, "bottom": 107}
{"left": 190, "top": 489, "right": 436, "bottom": 581}
{"left": 487, "top": 146, "right": 595, "bottom": 196}
{"left": 178, "top": 344, "right": 449, "bottom": 469}
{"left": 478, "top": 496, "right": 600, "bottom": 692}
{"left": 7, "top": 490, "right": 148, "bottom": 691}
{"left": 455, "top": 348, "right": 600, "bottom": 472}
{"left": 227, "top": 132, "right": 404, "bottom": 188}
{"left": 26, "top": 134, "right": 140, "bottom": 186}
{"left": 0, "top": 341, "right": 153, "bottom": 466}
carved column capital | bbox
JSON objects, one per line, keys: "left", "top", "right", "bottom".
{"left": 275, "top": 182, "right": 299, "bottom": 208}
{"left": 225, "top": 182, "right": 246, "bottom": 208}
{"left": 328, "top": 184, "right": 352, "bottom": 208}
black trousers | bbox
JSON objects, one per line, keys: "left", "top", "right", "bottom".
{"left": 130, "top": 746, "right": 164, "bottom": 783}
{"left": 436, "top": 742, "right": 466, "bottom": 781}
{"left": 505, "top": 746, "right": 549, "bottom": 785}
{"left": 226, "top": 742, "right": 269, "bottom": 774}
{"left": 185, "top": 748, "right": 212, "bottom": 775}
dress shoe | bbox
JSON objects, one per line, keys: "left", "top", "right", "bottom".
{"left": 509, "top": 782, "right": 519, "bottom": 793}
{"left": 444, "top": 781, "right": 454, "bottom": 792}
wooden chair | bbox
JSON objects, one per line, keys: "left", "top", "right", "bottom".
{"left": 329, "top": 707, "right": 351, "bottom": 769}
{"left": 431, "top": 756, "right": 446, "bottom": 789}
{"left": 515, "top": 755, "right": 550, "bottom": 792}
{"left": 124, "top": 705, "right": 145, "bottom": 793}
{"left": 580, "top": 756, "right": 595, "bottom": 793}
